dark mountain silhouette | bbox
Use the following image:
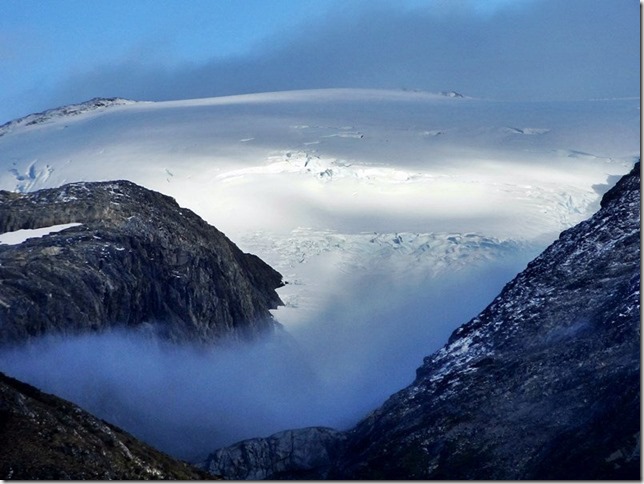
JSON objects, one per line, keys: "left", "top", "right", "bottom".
{"left": 0, "top": 371, "right": 215, "bottom": 479}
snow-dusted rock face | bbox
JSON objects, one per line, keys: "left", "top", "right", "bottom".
{"left": 0, "top": 180, "right": 283, "bottom": 344}
{"left": 335, "top": 161, "right": 640, "bottom": 479}
{"left": 203, "top": 162, "right": 640, "bottom": 479}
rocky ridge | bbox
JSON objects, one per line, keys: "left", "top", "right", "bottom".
{"left": 203, "top": 161, "right": 640, "bottom": 479}
{"left": 0, "top": 370, "right": 214, "bottom": 480}
{"left": 0, "top": 97, "right": 136, "bottom": 137}
{"left": 0, "top": 180, "right": 283, "bottom": 344}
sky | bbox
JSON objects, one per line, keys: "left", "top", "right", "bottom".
{"left": 0, "top": 0, "right": 639, "bottom": 124}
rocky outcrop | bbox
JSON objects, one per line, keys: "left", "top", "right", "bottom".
{"left": 203, "top": 162, "right": 640, "bottom": 479}
{"left": 0, "top": 371, "right": 215, "bottom": 480}
{"left": 202, "top": 427, "right": 346, "bottom": 480}
{"left": 0, "top": 180, "right": 283, "bottom": 344}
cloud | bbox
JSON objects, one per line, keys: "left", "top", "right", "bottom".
{"left": 44, "top": 0, "right": 638, "bottom": 108}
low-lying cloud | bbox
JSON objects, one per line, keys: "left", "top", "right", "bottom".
{"left": 0, "top": 251, "right": 531, "bottom": 462}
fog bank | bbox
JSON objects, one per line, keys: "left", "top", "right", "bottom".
{"left": 0, "top": 251, "right": 531, "bottom": 462}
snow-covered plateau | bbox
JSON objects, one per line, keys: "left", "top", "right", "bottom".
{"left": 0, "top": 88, "right": 639, "bottom": 459}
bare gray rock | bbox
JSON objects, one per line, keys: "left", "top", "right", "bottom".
{"left": 0, "top": 180, "right": 283, "bottom": 344}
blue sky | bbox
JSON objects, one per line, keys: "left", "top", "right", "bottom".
{"left": 0, "top": 0, "right": 639, "bottom": 123}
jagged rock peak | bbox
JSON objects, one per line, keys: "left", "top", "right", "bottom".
{"left": 0, "top": 371, "right": 215, "bottom": 479}
{"left": 0, "top": 97, "right": 137, "bottom": 136}
{"left": 0, "top": 180, "right": 284, "bottom": 344}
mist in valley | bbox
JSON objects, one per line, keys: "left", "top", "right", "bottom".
{"left": 0, "top": 250, "right": 532, "bottom": 462}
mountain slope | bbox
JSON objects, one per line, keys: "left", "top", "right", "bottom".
{"left": 203, "top": 161, "right": 640, "bottom": 479}
{"left": 0, "top": 180, "right": 283, "bottom": 344}
{"left": 0, "top": 371, "right": 214, "bottom": 480}
{"left": 334, "top": 161, "right": 640, "bottom": 479}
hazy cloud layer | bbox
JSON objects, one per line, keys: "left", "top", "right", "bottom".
{"left": 0, "top": 253, "right": 528, "bottom": 461}
{"left": 44, "top": 0, "right": 637, "bottom": 110}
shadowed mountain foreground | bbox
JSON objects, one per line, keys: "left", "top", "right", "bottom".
{"left": 0, "top": 371, "right": 215, "bottom": 479}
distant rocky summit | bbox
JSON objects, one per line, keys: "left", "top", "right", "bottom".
{"left": 204, "top": 161, "right": 640, "bottom": 479}
{"left": 0, "top": 180, "right": 283, "bottom": 344}
{"left": 0, "top": 371, "right": 214, "bottom": 479}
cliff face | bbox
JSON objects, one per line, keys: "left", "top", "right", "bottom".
{"left": 335, "top": 161, "right": 640, "bottom": 479}
{"left": 0, "top": 371, "right": 214, "bottom": 480}
{"left": 203, "top": 162, "right": 640, "bottom": 479}
{"left": 0, "top": 180, "right": 283, "bottom": 344}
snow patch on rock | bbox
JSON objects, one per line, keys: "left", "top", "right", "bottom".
{"left": 0, "top": 223, "right": 82, "bottom": 245}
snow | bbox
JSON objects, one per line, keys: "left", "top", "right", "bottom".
{"left": 0, "top": 90, "right": 636, "bottom": 238}
{"left": 0, "top": 223, "right": 82, "bottom": 245}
